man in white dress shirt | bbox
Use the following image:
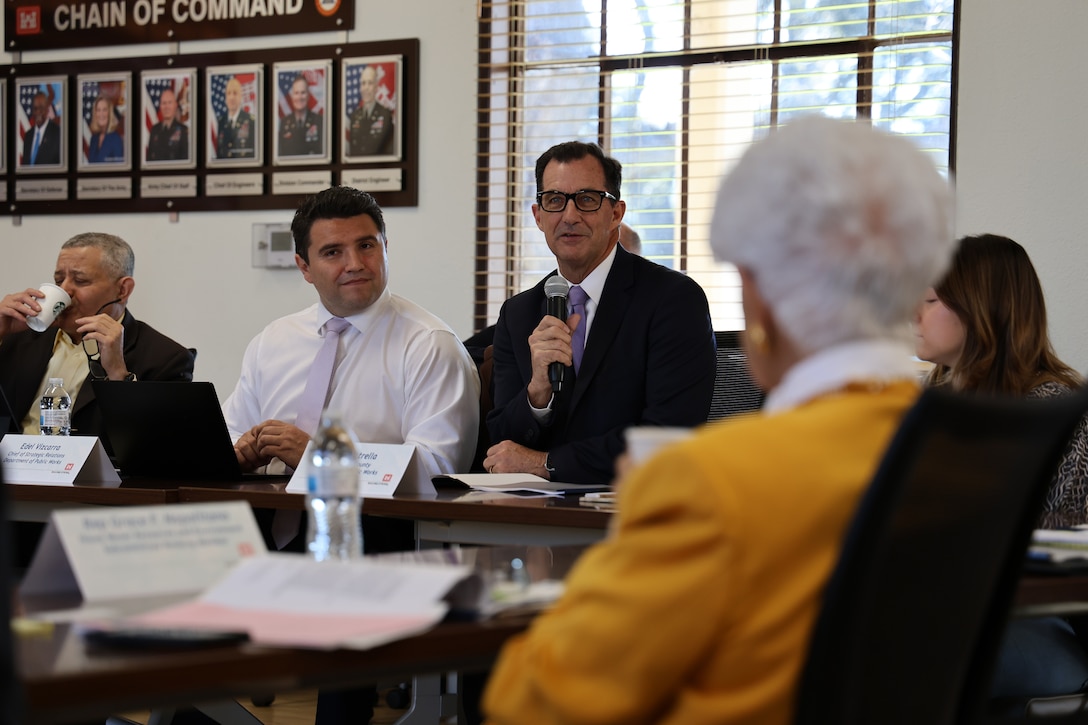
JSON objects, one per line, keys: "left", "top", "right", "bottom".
{"left": 223, "top": 185, "right": 479, "bottom": 495}
{"left": 223, "top": 185, "right": 479, "bottom": 724}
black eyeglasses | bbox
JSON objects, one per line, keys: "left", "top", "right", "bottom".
{"left": 536, "top": 189, "right": 617, "bottom": 214}
{"left": 83, "top": 299, "right": 122, "bottom": 381}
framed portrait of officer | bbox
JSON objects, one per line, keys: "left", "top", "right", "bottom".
{"left": 14, "top": 75, "right": 66, "bottom": 174}
{"left": 272, "top": 60, "right": 331, "bottom": 166}
{"left": 341, "top": 55, "right": 402, "bottom": 163}
{"left": 206, "top": 64, "right": 263, "bottom": 168}
{"left": 77, "top": 72, "right": 131, "bottom": 172}
{"left": 141, "top": 68, "right": 197, "bottom": 170}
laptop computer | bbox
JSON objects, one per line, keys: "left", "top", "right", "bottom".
{"left": 92, "top": 380, "right": 249, "bottom": 481}
{"left": 0, "top": 386, "right": 21, "bottom": 439}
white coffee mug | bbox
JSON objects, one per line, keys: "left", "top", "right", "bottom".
{"left": 26, "top": 283, "right": 72, "bottom": 333}
{"left": 625, "top": 426, "right": 694, "bottom": 465}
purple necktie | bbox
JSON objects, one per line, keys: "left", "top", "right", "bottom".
{"left": 295, "top": 317, "right": 351, "bottom": 436}
{"left": 569, "top": 285, "right": 588, "bottom": 373}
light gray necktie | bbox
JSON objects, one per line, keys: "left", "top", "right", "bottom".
{"left": 273, "top": 317, "right": 350, "bottom": 550}
{"left": 295, "top": 317, "right": 351, "bottom": 436}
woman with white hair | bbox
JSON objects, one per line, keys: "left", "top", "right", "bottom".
{"left": 482, "top": 115, "right": 955, "bottom": 725}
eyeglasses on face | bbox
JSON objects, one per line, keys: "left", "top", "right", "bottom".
{"left": 536, "top": 189, "right": 617, "bottom": 214}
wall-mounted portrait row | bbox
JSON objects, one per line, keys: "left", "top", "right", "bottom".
{"left": 6, "top": 54, "right": 403, "bottom": 175}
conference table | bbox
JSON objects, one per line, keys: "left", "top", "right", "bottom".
{"left": 11, "top": 479, "right": 1088, "bottom": 723}
{"left": 4, "top": 477, "right": 613, "bottom": 546}
{"left": 16, "top": 544, "right": 582, "bottom": 725}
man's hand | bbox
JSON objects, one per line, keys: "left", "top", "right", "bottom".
{"left": 483, "top": 440, "right": 550, "bottom": 479}
{"left": 0, "top": 288, "right": 45, "bottom": 339}
{"left": 77, "top": 312, "right": 128, "bottom": 379}
{"left": 234, "top": 426, "right": 272, "bottom": 472}
{"left": 234, "top": 419, "right": 311, "bottom": 472}
{"left": 526, "top": 312, "right": 582, "bottom": 407}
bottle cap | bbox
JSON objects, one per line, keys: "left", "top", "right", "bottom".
{"left": 48, "top": 377, "right": 63, "bottom": 386}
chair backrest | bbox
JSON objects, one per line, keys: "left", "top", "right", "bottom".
{"left": 471, "top": 344, "right": 495, "bottom": 472}
{"left": 794, "top": 385, "right": 1088, "bottom": 725}
{"left": 707, "top": 330, "right": 763, "bottom": 421}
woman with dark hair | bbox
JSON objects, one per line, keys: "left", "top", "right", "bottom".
{"left": 915, "top": 233, "right": 1088, "bottom": 528}
{"left": 916, "top": 233, "right": 1088, "bottom": 703}
{"left": 87, "top": 95, "right": 124, "bottom": 164}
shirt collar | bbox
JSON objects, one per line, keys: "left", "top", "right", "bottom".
{"left": 762, "top": 338, "right": 920, "bottom": 414}
{"left": 559, "top": 244, "right": 617, "bottom": 304}
{"left": 314, "top": 287, "right": 391, "bottom": 333}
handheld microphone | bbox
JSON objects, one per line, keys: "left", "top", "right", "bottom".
{"left": 544, "top": 276, "right": 570, "bottom": 393}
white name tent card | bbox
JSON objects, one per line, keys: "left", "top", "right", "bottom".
{"left": 0, "top": 434, "right": 120, "bottom": 486}
{"left": 20, "top": 501, "right": 267, "bottom": 605}
{"left": 287, "top": 442, "right": 416, "bottom": 498}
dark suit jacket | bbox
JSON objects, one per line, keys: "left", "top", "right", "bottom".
{"left": 487, "top": 246, "right": 716, "bottom": 484}
{"left": 21, "top": 121, "right": 61, "bottom": 166}
{"left": 0, "top": 309, "right": 195, "bottom": 447}
{"left": 348, "top": 103, "right": 394, "bottom": 156}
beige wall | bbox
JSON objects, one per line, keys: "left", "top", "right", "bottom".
{"left": 955, "top": 0, "right": 1088, "bottom": 371}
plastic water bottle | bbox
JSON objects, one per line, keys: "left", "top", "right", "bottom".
{"left": 307, "top": 412, "right": 362, "bottom": 561}
{"left": 39, "top": 377, "right": 71, "bottom": 436}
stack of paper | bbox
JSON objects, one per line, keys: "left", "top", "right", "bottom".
{"left": 433, "top": 473, "right": 609, "bottom": 496}
{"left": 1029, "top": 526, "right": 1088, "bottom": 563}
{"left": 108, "top": 553, "right": 479, "bottom": 650}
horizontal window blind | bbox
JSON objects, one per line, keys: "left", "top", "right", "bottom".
{"left": 476, "top": 0, "right": 955, "bottom": 332}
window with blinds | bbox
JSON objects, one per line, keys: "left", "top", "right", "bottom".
{"left": 475, "top": 0, "right": 956, "bottom": 331}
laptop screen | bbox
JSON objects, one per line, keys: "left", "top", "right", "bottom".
{"left": 0, "top": 386, "right": 21, "bottom": 438}
{"left": 92, "top": 381, "right": 244, "bottom": 481}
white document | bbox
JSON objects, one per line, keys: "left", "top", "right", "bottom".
{"left": 0, "top": 434, "right": 120, "bottom": 486}
{"left": 433, "top": 473, "right": 610, "bottom": 496}
{"left": 20, "top": 501, "right": 267, "bottom": 604}
{"left": 287, "top": 441, "right": 416, "bottom": 497}
{"left": 126, "top": 553, "right": 476, "bottom": 650}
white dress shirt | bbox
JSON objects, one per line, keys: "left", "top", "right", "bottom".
{"left": 223, "top": 288, "right": 481, "bottom": 490}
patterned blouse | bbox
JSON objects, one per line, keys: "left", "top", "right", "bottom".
{"left": 1032, "top": 381, "right": 1088, "bottom": 529}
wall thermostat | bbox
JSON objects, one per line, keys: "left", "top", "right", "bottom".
{"left": 252, "top": 223, "right": 296, "bottom": 268}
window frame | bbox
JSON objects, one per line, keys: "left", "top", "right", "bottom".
{"left": 475, "top": 0, "right": 959, "bottom": 331}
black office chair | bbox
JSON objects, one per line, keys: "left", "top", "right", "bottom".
{"left": 794, "top": 385, "right": 1088, "bottom": 725}
{"left": 708, "top": 330, "right": 763, "bottom": 421}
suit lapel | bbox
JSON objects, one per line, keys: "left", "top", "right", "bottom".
{"left": 568, "top": 248, "right": 635, "bottom": 413}
{"left": 9, "top": 332, "right": 60, "bottom": 422}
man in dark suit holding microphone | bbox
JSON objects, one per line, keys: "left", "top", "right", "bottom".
{"left": 484, "top": 141, "right": 716, "bottom": 485}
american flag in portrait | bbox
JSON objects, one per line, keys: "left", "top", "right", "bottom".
{"left": 209, "top": 72, "right": 259, "bottom": 152}
{"left": 81, "top": 79, "right": 126, "bottom": 161}
{"left": 17, "top": 81, "right": 62, "bottom": 148}
{"left": 276, "top": 67, "right": 326, "bottom": 120}
{"left": 142, "top": 74, "right": 192, "bottom": 134}
{"left": 343, "top": 61, "right": 396, "bottom": 145}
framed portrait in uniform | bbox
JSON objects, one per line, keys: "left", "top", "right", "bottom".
{"left": 77, "top": 72, "right": 131, "bottom": 172}
{"left": 341, "top": 55, "right": 402, "bottom": 164}
{"left": 271, "top": 60, "right": 332, "bottom": 167}
{"left": 206, "top": 64, "right": 264, "bottom": 168}
{"left": 140, "top": 68, "right": 197, "bottom": 170}
{"left": 14, "top": 75, "right": 66, "bottom": 174}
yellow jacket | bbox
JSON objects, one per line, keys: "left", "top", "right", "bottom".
{"left": 484, "top": 380, "right": 920, "bottom": 725}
